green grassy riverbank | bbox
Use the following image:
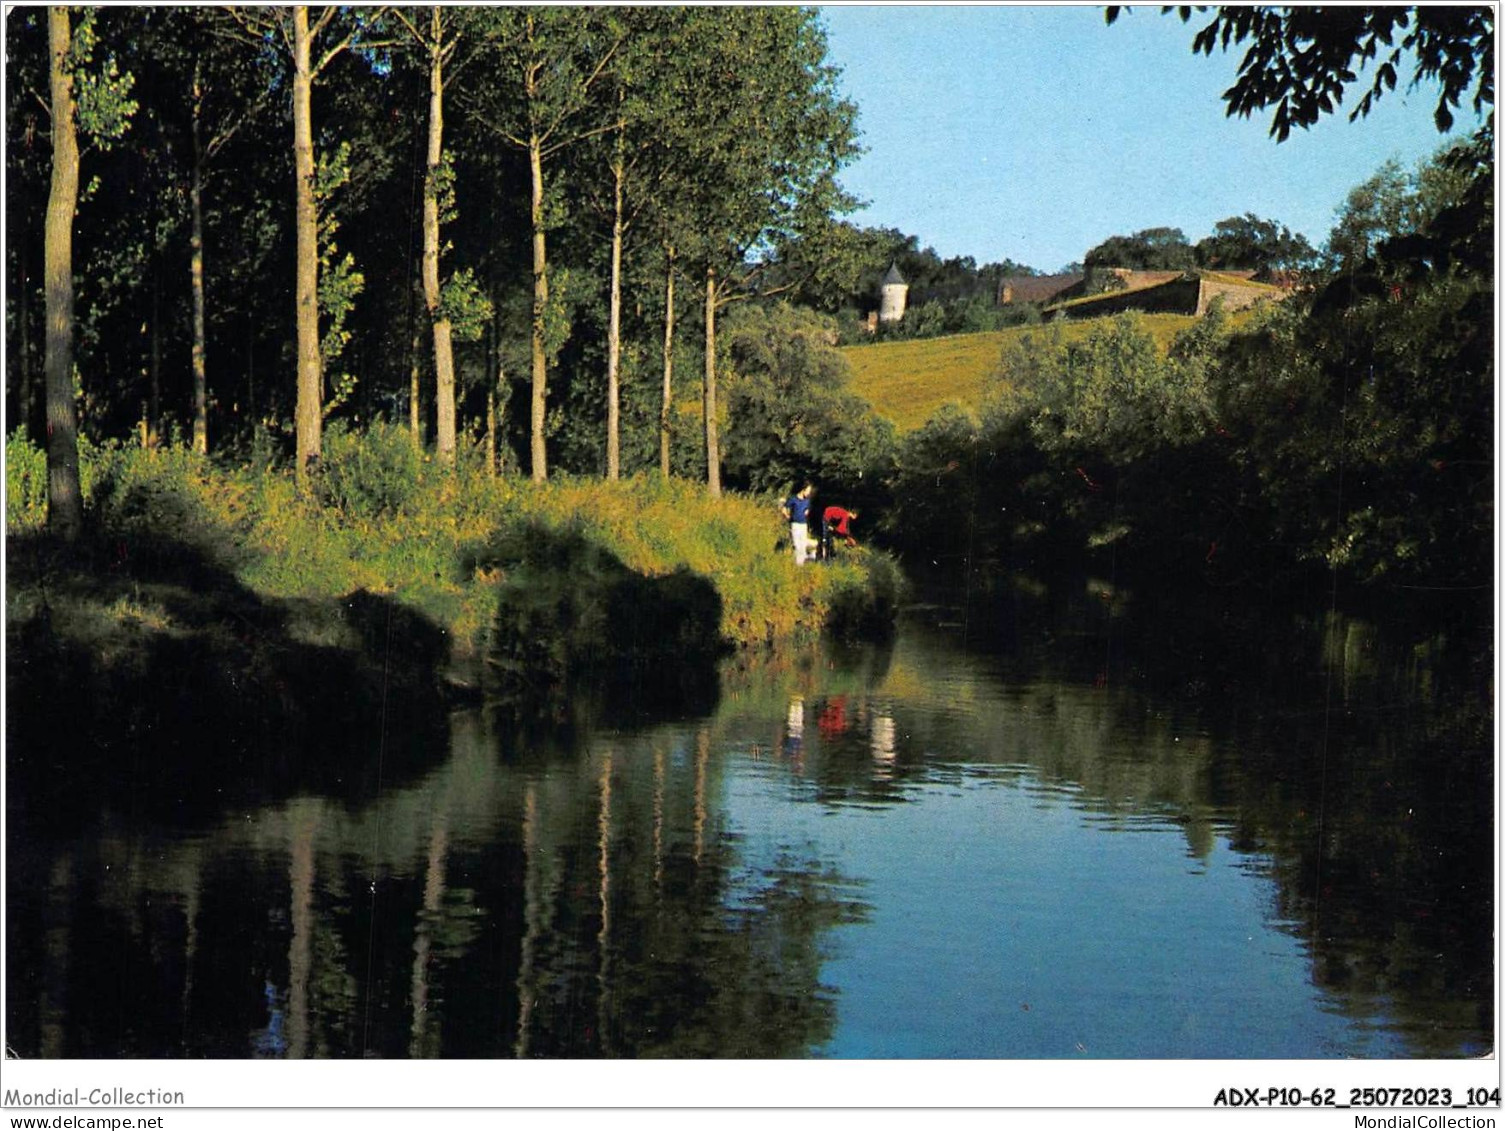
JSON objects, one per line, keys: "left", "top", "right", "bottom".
{"left": 6, "top": 429, "right": 903, "bottom": 736}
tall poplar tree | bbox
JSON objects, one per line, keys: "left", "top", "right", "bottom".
{"left": 186, "top": 15, "right": 275, "bottom": 454}
{"left": 43, "top": 7, "right": 84, "bottom": 539}
{"left": 464, "top": 8, "right": 624, "bottom": 482}
{"left": 133, "top": 8, "right": 281, "bottom": 456}
{"left": 42, "top": 7, "right": 134, "bottom": 540}
{"left": 576, "top": 7, "right": 694, "bottom": 480}
{"left": 665, "top": 9, "right": 859, "bottom": 495}
{"left": 226, "top": 6, "right": 391, "bottom": 480}
{"left": 391, "top": 8, "right": 492, "bottom": 464}
{"left": 290, "top": 7, "right": 323, "bottom": 479}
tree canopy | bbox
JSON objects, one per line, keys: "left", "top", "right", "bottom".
{"left": 1197, "top": 214, "right": 1317, "bottom": 272}
{"left": 7, "top": 5, "right": 864, "bottom": 492}
{"left": 1084, "top": 227, "right": 1196, "bottom": 270}
{"left": 1082, "top": 216, "right": 1316, "bottom": 273}
{"left": 1109, "top": 5, "right": 1495, "bottom": 139}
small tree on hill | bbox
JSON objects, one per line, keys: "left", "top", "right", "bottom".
{"left": 1195, "top": 214, "right": 1316, "bottom": 273}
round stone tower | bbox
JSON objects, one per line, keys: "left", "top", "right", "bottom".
{"left": 878, "top": 262, "right": 909, "bottom": 324}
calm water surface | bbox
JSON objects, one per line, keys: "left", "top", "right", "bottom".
{"left": 6, "top": 584, "right": 1493, "bottom": 1057}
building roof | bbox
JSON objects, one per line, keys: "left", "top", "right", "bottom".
{"left": 997, "top": 273, "right": 1083, "bottom": 304}
{"left": 881, "top": 263, "right": 907, "bottom": 286}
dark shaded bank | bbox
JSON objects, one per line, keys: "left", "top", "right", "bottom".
{"left": 913, "top": 560, "right": 1492, "bottom": 681}
{"left": 7, "top": 498, "right": 905, "bottom": 831}
{"left": 8, "top": 529, "right": 897, "bottom": 818}
{"left": 5, "top": 533, "right": 455, "bottom": 833}
{"left": 481, "top": 523, "right": 727, "bottom": 727}
{"left": 821, "top": 551, "right": 905, "bottom": 641}
{"left": 480, "top": 524, "right": 904, "bottom": 726}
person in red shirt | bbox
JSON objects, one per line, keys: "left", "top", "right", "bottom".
{"left": 819, "top": 505, "right": 858, "bottom": 559}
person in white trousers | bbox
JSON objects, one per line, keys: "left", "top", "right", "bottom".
{"left": 780, "top": 482, "right": 815, "bottom": 565}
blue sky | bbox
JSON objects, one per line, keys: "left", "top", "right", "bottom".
{"left": 818, "top": 5, "right": 1482, "bottom": 272}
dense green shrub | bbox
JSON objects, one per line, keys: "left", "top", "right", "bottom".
{"left": 1210, "top": 276, "right": 1493, "bottom": 587}
{"left": 5, "top": 431, "right": 47, "bottom": 532}
{"left": 314, "top": 420, "right": 427, "bottom": 520}
{"left": 719, "top": 302, "right": 897, "bottom": 499}
{"left": 993, "top": 311, "right": 1218, "bottom": 463}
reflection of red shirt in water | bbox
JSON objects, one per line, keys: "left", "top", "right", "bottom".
{"left": 818, "top": 695, "right": 849, "bottom": 737}
{"left": 822, "top": 506, "right": 856, "bottom": 544}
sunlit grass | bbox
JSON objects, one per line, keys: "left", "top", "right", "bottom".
{"left": 840, "top": 315, "right": 1199, "bottom": 432}
{"left": 1201, "top": 271, "right": 1283, "bottom": 290}
{"left": 103, "top": 594, "right": 175, "bottom": 632}
{"left": 6, "top": 435, "right": 896, "bottom": 659}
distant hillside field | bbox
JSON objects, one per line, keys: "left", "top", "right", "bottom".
{"left": 840, "top": 314, "right": 1198, "bottom": 433}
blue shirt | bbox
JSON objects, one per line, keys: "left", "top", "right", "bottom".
{"left": 785, "top": 495, "right": 812, "bottom": 524}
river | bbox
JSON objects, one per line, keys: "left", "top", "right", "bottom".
{"left": 5, "top": 579, "right": 1493, "bottom": 1059}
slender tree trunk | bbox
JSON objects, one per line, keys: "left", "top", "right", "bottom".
{"left": 702, "top": 267, "right": 720, "bottom": 497}
{"left": 292, "top": 6, "right": 322, "bottom": 480}
{"left": 19, "top": 252, "right": 34, "bottom": 441}
{"left": 403, "top": 141, "right": 422, "bottom": 449}
{"left": 286, "top": 801, "right": 316, "bottom": 1061}
{"left": 409, "top": 291, "right": 424, "bottom": 446}
{"left": 423, "top": 10, "right": 457, "bottom": 465}
{"left": 190, "top": 64, "right": 208, "bottom": 455}
{"left": 605, "top": 129, "right": 625, "bottom": 480}
{"left": 485, "top": 384, "right": 497, "bottom": 477}
{"left": 408, "top": 812, "right": 449, "bottom": 1058}
{"left": 659, "top": 247, "right": 675, "bottom": 478}
{"left": 483, "top": 309, "right": 496, "bottom": 474}
{"left": 491, "top": 316, "right": 508, "bottom": 476}
{"left": 400, "top": 275, "right": 422, "bottom": 448}
{"left": 515, "top": 784, "right": 541, "bottom": 1058}
{"left": 528, "top": 134, "right": 549, "bottom": 482}
{"left": 44, "top": 6, "right": 83, "bottom": 541}
{"left": 494, "top": 365, "right": 510, "bottom": 476}
{"left": 596, "top": 750, "right": 613, "bottom": 1054}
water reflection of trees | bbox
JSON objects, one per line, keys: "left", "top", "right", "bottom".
{"left": 7, "top": 710, "right": 869, "bottom": 1057}
{"left": 1225, "top": 615, "right": 1494, "bottom": 1057}
{"left": 7, "top": 590, "right": 1488, "bottom": 1058}
{"left": 865, "top": 589, "right": 1493, "bottom": 1057}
